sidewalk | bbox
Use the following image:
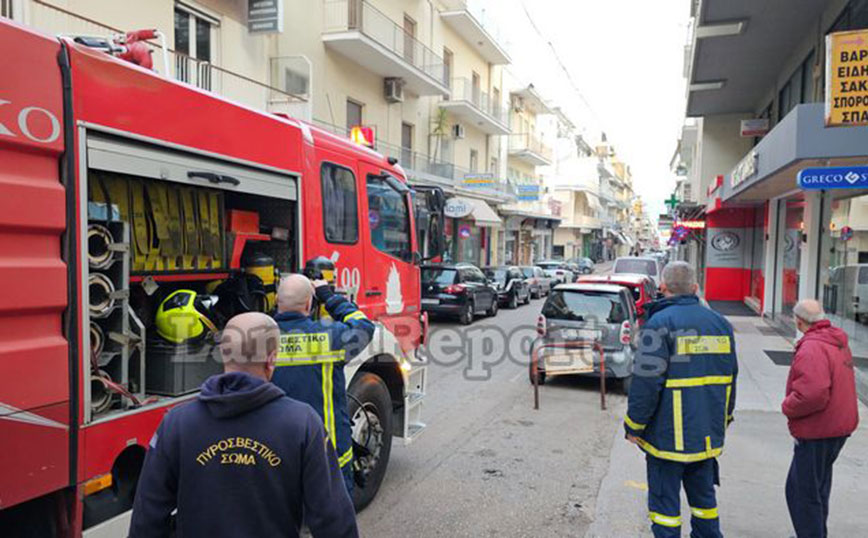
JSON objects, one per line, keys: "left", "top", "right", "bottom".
{"left": 586, "top": 313, "right": 868, "bottom": 537}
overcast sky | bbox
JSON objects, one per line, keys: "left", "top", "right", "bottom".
{"left": 483, "top": 0, "right": 690, "bottom": 219}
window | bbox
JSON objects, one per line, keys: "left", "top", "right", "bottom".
{"left": 472, "top": 71, "right": 481, "bottom": 105}
{"left": 321, "top": 163, "right": 358, "bottom": 243}
{"left": 490, "top": 157, "right": 499, "bottom": 175}
{"left": 401, "top": 122, "right": 414, "bottom": 168}
{"left": 443, "top": 48, "right": 453, "bottom": 87}
{"left": 367, "top": 175, "right": 411, "bottom": 260}
{"left": 174, "top": 5, "right": 216, "bottom": 89}
{"left": 2, "top": 0, "right": 13, "bottom": 19}
{"left": 403, "top": 15, "right": 416, "bottom": 64}
{"left": 346, "top": 99, "right": 363, "bottom": 132}
{"left": 422, "top": 268, "right": 457, "bottom": 286}
{"left": 542, "top": 290, "right": 627, "bottom": 324}
{"left": 470, "top": 149, "right": 479, "bottom": 173}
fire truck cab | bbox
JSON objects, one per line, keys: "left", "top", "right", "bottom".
{"left": 0, "top": 17, "right": 441, "bottom": 536}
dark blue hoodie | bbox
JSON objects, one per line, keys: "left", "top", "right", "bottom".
{"left": 129, "top": 371, "right": 358, "bottom": 538}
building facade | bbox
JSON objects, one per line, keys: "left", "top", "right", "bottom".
{"left": 680, "top": 0, "right": 868, "bottom": 395}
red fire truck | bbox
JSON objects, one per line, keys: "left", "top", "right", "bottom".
{"left": 0, "top": 17, "right": 443, "bottom": 537}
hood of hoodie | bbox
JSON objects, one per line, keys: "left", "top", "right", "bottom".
{"left": 198, "top": 371, "right": 285, "bottom": 419}
{"left": 798, "top": 319, "right": 849, "bottom": 350}
{"left": 645, "top": 294, "right": 700, "bottom": 318}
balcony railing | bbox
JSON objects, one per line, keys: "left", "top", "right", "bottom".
{"left": 28, "top": 0, "right": 306, "bottom": 112}
{"left": 508, "top": 133, "right": 553, "bottom": 163}
{"left": 311, "top": 120, "right": 514, "bottom": 198}
{"left": 323, "top": 0, "right": 446, "bottom": 85}
{"left": 446, "top": 77, "right": 508, "bottom": 126}
{"left": 438, "top": 0, "right": 511, "bottom": 62}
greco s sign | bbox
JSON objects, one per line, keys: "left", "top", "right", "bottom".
{"left": 797, "top": 166, "right": 868, "bottom": 190}
{"left": 0, "top": 98, "right": 62, "bottom": 144}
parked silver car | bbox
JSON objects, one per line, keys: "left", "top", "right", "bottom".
{"left": 531, "top": 283, "right": 638, "bottom": 393}
{"left": 520, "top": 266, "right": 552, "bottom": 298}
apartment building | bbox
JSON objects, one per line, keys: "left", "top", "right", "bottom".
{"left": 680, "top": 0, "right": 868, "bottom": 395}
{"left": 8, "top": 0, "right": 514, "bottom": 267}
{"left": 500, "top": 81, "right": 559, "bottom": 264}
{"left": 548, "top": 112, "right": 604, "bottom": 261}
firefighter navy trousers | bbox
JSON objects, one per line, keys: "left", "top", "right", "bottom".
{"left": 647, "top": 455, "right": 722, "bottom": 538}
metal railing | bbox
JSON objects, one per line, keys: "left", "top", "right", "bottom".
{"left": 439, "top": 0, "right": 510, "bottom": 55}
{"left": 444, "top": 77, "right": 508, "bottom": 127}
{"left": 508, "top": 133, "right": 553, "bottom": 162}
{"left": 28, "top": 0, "right": 306, "bottom": 111}
{"left": 323, "top": 0, "right": 446, "bottom": 85}
{"left": 311, "top": 119, "right": 514, "bottom": 197}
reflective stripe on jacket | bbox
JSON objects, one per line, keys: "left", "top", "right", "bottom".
{"left": 624, "top": 295, "right": 738, "bottom": 462}
{"left": 272, "top": 288, "right": 375, "bottom": 469}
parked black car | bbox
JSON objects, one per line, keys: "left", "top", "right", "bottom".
{"left": 421, "top": 263, "right": 498, "bottom": 325}
{"left": 483, "top": 266, "right": 531, "bottom": 308}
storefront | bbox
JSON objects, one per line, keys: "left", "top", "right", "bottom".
{"left": 704, "top": 101, "right": 868, "bottom": 393}
{"left": 442, "top": 196, "right": 502, "bottom": 266}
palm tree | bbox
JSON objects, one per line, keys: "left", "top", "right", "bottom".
{"left": 430, "top": 108, "right": 449, "bottom": 163}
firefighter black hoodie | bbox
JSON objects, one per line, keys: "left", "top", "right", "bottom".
{"left": 129, "top": 371, "right": 358, "bottom": 538}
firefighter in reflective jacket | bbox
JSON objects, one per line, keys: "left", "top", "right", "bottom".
{"left": 624, "top": 262, "right": 738, "bottom": 538}
{"left": 272, "top": 274, "right": 375, "bottom": 494}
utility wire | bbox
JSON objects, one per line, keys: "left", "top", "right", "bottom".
{"left": 518, "top": 0, "right": 603, "bottom": 133}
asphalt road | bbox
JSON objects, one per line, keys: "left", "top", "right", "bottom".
{"left": 357, "top": 269, "right": 625, "bottom": 537}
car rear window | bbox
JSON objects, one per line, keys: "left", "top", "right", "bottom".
{"left": 615, "top": 259, "right": 657, "bottom": 276}
{"left": 521, "top": 267, "right": 535, "bottom": 278}
{"left": 484, "top": 268, "right": 508, "bottom": 282}
{"left": 542, "top": 290, "right": 627, "bottom": 324}
{"left": 422, "top": 268, "right": 457, "bottom": 285}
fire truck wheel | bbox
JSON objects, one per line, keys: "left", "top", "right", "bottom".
{"left": 349, "top": 372, "right": 393, "bottom": 511}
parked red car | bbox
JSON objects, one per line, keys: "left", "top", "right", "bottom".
{"left": 578, "top": 273, "right": 658, "bottom": 320}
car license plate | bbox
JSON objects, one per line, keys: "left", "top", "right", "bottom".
{"left": 544, "top": 349, "right": 596, "bottom": 374}
{"left": 560, "top": 328, "right": 601, "bottom": 341}
{"left": 421, "top": 298, "right": 440, "bottom": 305}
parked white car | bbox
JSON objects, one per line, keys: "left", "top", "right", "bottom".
{"left": 613, "top": 256, "right": 661, "bottom": 287}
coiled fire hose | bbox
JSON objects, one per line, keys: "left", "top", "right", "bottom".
{"left": 87, "top": 224, "right": 115, "bottom": 270}
{"left": 90, "top": 322, "right": 104, "bottom": 358}
{"left": 88, "top": 272, "right": 116, "bottom": 318}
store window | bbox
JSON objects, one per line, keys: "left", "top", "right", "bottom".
{"left": 321, "top": 163, "right": 358, "bottom": 244}
{"left": 821, "top": 194, "right": 868, "bottom": 369}
{"left": 367, "top": 175, "right": 411, "bottom": 261}
{"left": 454, "top": 220, "right": 482, "bottom": 264}
{"left": 777, "top": 196, "right": 805, "bottom": 329}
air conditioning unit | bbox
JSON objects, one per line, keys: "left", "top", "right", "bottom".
{"left": 452, "top": 124, "right": 466, "bottom": 139}
{"left": 384, "top": 78, "right": 404, "bottom": 103}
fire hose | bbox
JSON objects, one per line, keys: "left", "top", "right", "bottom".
{"left": 87, "top": 224, "right": 115, "bottom": 270}
{"left": 88, "top": 272, "right": 116, "bottom": 318}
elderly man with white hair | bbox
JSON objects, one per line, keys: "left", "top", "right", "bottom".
{"left": 783, "top": 299, "right": 859, "bottom": 538}
{"left": 624, "top": 261, "right": 738, "bottom": 538}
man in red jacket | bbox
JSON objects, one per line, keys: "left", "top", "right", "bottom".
{"left": 783, "top": 299, "right": 859, "bottom": 538}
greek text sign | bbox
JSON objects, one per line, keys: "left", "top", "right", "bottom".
{"left": 797, "top": 166, "right": 868, "bottom": 190}
{"left": 248, "top": 0, "right": 283, "bottom": 34}
{"left": 826, "top": 29, "right": 868, "bottom": 126}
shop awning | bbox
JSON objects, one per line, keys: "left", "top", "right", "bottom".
{"left": 583, "top": 191, "right": 603, "bottom": 212}
{"left": 464, "top": 197, "right": 502, "bottom": 227}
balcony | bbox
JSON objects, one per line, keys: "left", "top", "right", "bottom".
{"left": 27, "top": 0, "right": 308, "bottom": 116}
{"left": 311, "top": 120, "right": 514, "bottom": 202}
{"left": 322, "top": 0, "right": 450, "bottom": 96}
{"left": 508, "top": 133, "right": 552, "bottom": 166}
{"left": 439, "top": 0, "right": 510, "bottom": 65}
{"left": 439, "top": 78, "right": 509, "bottom": 135}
